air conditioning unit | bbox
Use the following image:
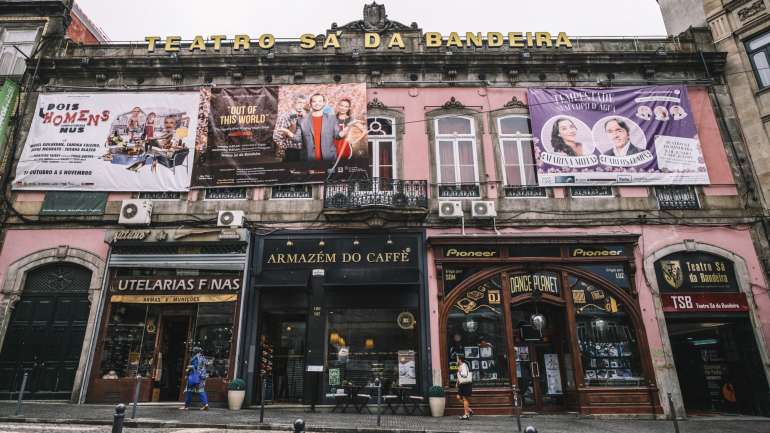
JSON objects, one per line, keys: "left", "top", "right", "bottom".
{"left": 118, "top": 200, "right": 153, "bottom": 225}
{"left": 218, "top": 210, "right": 245, "bottom": 228}
{"left": 471, "top": 200, "right": 497, "bottom": 218}
{"left": 438, "top": 201, "right": 463, "bottom": 218}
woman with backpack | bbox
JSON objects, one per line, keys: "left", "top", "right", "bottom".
{"left": 456, "top": 354, "right": 474, "bottom": 420}
{"left": 180, "top": 346, "right": 209, "bottom": 410}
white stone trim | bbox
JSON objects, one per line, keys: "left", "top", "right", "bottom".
{"left": 642, "top": 240, "right": 770, "bottom": 418}
{"left": 0, "top": 246, "right": 105, "bottom": 403}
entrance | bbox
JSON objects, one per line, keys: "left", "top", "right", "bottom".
{"left": 0, "top": 263, "right": 91, "bottom": 400}
{"left": 668, "top": 318, "right": 770, "bottom": 416}
{"left": 260, "top": 313, "right": 306, "bottom": 403}
{"left": 158, "top": 314, "right": 193, "bottom": 402}
{"left": 511, "top": 303, "right": 569, "bottom": 412}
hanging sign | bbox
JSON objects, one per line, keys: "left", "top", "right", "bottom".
{"left": 661, "top": 293, "right": 748, "bottom": 313}
{"left": 655, "top": 252, "right": 737, "bottom": 292}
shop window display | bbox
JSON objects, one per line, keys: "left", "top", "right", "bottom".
{"left": 446, "top": 277, "right": 509, "bottom": 387}
{"left": 194, "top": 303, "right": 235, "bottom": 378}
{"left": 325, "top": 308, "right": 418, "bottom": 392}
{"left": 570, "top": 275, "right": 643, "bottom": 386}
{"left": 99, "top": 304, "right": 159, "bottom": 379}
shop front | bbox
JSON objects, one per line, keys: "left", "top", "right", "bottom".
{"left": 432, "top": 237, "right": 661, "bottom": 415}
{"left": 244, "top": 232, "right": 428, "bottom": 406}
{"left": 654, "top": 251, "right": 770, "bottom": 416}
{"left": 85, "top": 228, "right": 249, "bottom": 403}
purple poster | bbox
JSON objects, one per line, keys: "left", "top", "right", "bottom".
{"left": 528, "top": 86, "right": 710, "bottom": 186}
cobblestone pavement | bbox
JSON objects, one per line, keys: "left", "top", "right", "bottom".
{"left": 0, "top": 402, "right": 768, "bottom": 433}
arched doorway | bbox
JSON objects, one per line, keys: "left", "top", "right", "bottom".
{"left": 440, "top": 265, "right": 658, "bottom": 415}
{"left": 0, "top": 263, "right": 91, "bottom": 399}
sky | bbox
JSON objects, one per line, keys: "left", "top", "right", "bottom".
{"left": 75, "top": 0, "right": 667, "bottom": 42}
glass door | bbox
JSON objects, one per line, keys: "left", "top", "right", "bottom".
{"left": 262, "top": 313, "right": 306, "bottom": 403}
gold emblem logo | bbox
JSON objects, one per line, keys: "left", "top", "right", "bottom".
{"left": 661, "top": 260, "right": 683, "bottom": 289}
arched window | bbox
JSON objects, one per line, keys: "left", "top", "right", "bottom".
{"left": 569, "top": 274, "right": 644, "bottom": 387}
{"left": 434, "top": 116, "right": 479, "bottom": 191}
{"left": 497, "top": 116, "right": 537, "bottom": 186}
{"left": 367, "top": 116, "right": 397, "bottom": 179}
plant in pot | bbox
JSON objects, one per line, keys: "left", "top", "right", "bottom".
{"left": 227, "top": 378, "right": 246, "bottom": 410}
{"left": 428, "top": 385, "right": 446, "bottom": 417}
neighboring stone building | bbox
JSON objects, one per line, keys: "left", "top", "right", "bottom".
{"left": 0, "top": 2, "right": 768, "bottom": 418}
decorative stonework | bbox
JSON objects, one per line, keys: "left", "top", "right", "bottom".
{"left": 442, "top": 96, "right": 465, "bottom": 109}
{"left": 737, "top": 0, "right": 766, "bottom": 21}
{"left": 336, "top": 2, "right": 413, "bottom": 33}
{"left": 503, "top": 96, "right": 528, "bottom": 109}
{"left": 367, "top": 97, "right": 388, "bottom": 110}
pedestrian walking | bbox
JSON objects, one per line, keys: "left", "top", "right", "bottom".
{"left": 180, "top": 346, "right": 209, "bottom": 410}
{"left": 456, "top": 354, "right": 473, "bottom": 420}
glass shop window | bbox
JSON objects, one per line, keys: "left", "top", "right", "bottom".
{"left": 325, "top": 308, "right": 419, "bottom": 393}
{"left": 99, "top": 304, "right": 160, "bottom": 379}
{"left": 446, "top": 277, "right": 510, "bottom": 387}
{"left": 194, "top": 302, "right": 235, "bottom": 378}
{"left": 571, "top": 275, "right": 643, "bottom": 387}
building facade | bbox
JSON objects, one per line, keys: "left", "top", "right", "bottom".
{"left": 0, "top": 2, "right": 768, "bottom": 418}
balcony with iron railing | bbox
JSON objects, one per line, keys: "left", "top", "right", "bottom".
{"left": 322, "top": 178, "right": 429, "bottom": 224}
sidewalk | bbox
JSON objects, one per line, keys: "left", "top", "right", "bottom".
{"left": 0, "top": 402, "right": 768, "bottom": 433}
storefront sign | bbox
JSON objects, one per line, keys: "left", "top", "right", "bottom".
{"left": 40, "top": 191, "right": 108, "bottom": 215}
{"left": 145, "top": 32, "right": 573, "bottom": 52}
{"left": 528, "top": 86, "right": 710, "bottom": 186}
{"left": 661, "top": 293, "right": 748, "bottom": 313}
{"left": 397, "top": 312, "right": 416, "bottom": 330}
{"left": 569, "top": 246, "right": 627, "bottom": 258}
{"left": 655, "top": 252, "right": 738, "bottom": 292}
{"left": 13, "top": 92, "right": 200, "bottom": 191}
{"left": 111, "top": 276, "right": 242, "bottom": 293}
{"left": 444, "top": 246, "right": 499, "bottom": 258}
{"left": 575, "top": 264, "right": 630, "bottom": 289}
{"left": 110, "top": 293, "right": 238, "bottom": 303}
{"left": 192, "top": 84, "right": 368, "bottom": 187}
{"left": 510, "top": 272, "right": 561, "bottom": 296}
{"left": 262, "top": 236, "right": 417, "bottom": 269}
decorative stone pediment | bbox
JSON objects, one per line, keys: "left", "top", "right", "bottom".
{"left": 737, "top": 0, "right": 766, "bottom": 21}
{"left": 442, "top": 97, "right": 465, "bottom": 109}
{"left": 335, "top": 2, "right": 414, "bottom": 33}
{"left": 503, "top": 96, "right": 528, "bottom": 109}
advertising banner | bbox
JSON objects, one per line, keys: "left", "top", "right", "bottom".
{"left": 13, "top": 92, "right": 200, "bottom": 191}
{"left": 528, "top": 86, "right": 710, "bottom": 186}
{"left": 192, "top": 83, "right": 368, "bottom": 187}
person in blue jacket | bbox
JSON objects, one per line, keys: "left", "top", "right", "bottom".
{"left": 180, "top": 346, "right": 209, "bottom": 410}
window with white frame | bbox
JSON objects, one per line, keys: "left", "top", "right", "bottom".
{"left": 367, "top": 116, "right": 397, "bottom": 179}
{"left": 497, "top": 115, "right": 537, "bottom": 186}
{"left": 747, "top": 31, "right": 770, "bottom": 89}
{"left": 0, "top": 28, "right": 39, "bottom": 76}
{"left": 434, "top": 116, "right": 479, "bottom": 197}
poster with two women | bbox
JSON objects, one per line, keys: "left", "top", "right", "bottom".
{"left": 527, "top": 85, "right": 710, "bottom": 186}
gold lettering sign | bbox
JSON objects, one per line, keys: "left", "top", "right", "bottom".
{"left": 510, "top": 274, "right": 561, "bottom": 295}
{"left": 571, "top": 247, "right": 624, "bottom": 257}
{"left": 265, "top": 250, "right": 410, "bottom": 265}
{"left": 143, "top": 32, "right": 573, "bottom": 52}
{"left": 111, "top": 294, "right": 238, "bottom": 304}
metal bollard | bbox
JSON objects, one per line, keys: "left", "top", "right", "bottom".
{"left": 512, "top": 385, "right": 522, "bottom": 433}
{"left": 668, "top": 393, "right": 680, "bottom": 433}
{"left": 112, "top": 404, "right": 126, "bottom": 433}
{"left": 15, "top": 371, "right": 29, "bottom": 416}
{"left": 524, "top": 427, "right": 537, "bottom": 433}
{"left": 130, "top": 375, "right": 142, "bottom": 419}
{"left": 259, "top": 376, "right": 266, "bottom": 423}
{"left": 293, "top": 418, "right": 305, "bottom": 433}
{"left": 375, "top": 378, "right": 382, "bottom": 427}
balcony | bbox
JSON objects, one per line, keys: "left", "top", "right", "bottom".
{"left": 323, "top": 178, "right": 429, "bottom": 225}
{"left": 655, "top": 186, "right": 700, "bottom": 210}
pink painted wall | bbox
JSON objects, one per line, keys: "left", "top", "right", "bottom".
{"left": 424, "top": 225, "right": 770, "bottom": 387}
{"left": 367, "top": 87, "right": 736, "bottom": 196}
{"left": 0, "top": 229, "right": 108, "bottom": 289}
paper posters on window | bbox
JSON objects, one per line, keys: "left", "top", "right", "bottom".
{"left": 13, "top": 92, "right": 200, "bottom": 191}
{"left": 528, "top": 86, "right": 710, "bottom": 186}
{"left": 544, "top": 353, "right": 563, "bottom": 395}
{"left": 398, "top": 350, "right": 416, "bottom": 386}
{"left": 192, "top": 83, "right": 368, "bottom": 187}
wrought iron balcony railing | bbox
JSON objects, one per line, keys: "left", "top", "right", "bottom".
{"left": 655, "top": 185, "right": 700, "bottom": 210}
{"left": 323, "top": 178, "right": 428, "bottom": 209}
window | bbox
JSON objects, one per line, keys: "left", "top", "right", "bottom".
{"left": 570, "top": 186, "right": 613, "bottom": 197}
{"left": 0, "top": 28, "right": 38, "bottom": 76}
{"left": 655, "top": 185, "right": 699, "bottom": 210}
{"left": 571, "top": 275, "right": 643, "bottom": 387}
{"left": 497, "top": 116, "right": 537, "bottom": 186}
{"left": 367, "top": 117, "right": 397, "bottom": 179}
{"left": 204, "top": 187, "right": 247, "bottom": 200}
{"left": 434, "top": 116, "right": 480, "bottom": 197}
{"left": 271, "top": 184, "right": 313, "bottom": 199}
{"left": 747, "top": 31, "right": 770, "bottom": 89}
{"left": 138, "top": 191, "right": 181, "bottom": 200}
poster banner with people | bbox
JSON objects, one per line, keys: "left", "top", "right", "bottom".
{"left": 527, "top": 86, "right": 710, "bottom": 186}
{"left": 12, "top": 92, "right": 200, "bottom": 191}
{"left": 192, "top": 83, "right": 368, "bottom": 187}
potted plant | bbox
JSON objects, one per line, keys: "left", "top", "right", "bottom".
{"left": 227, "top": 378, "right": 246, "bottom": 410}
{"left": 428, "top": 385, "right": 445, "bottom": 417}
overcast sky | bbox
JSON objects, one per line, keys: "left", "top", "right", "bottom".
{"left": 75, "top": 0, "right": 667, "bottom": 42}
